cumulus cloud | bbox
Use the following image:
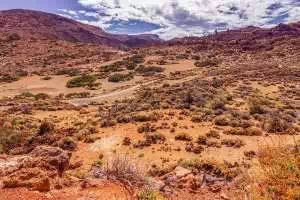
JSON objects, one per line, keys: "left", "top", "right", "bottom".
{"left": 58, "top": 0, "right": 300, "bottom": 39}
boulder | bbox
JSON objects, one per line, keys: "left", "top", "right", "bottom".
{"left": 174, "top": 166, "right": 192, "bottom": 178}
{"left": 0, "top": 145, "right": 71, "bottom": 191}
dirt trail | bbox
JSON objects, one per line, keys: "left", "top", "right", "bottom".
{"left": 67, "top": 80, "right": 155, "bottom": 106}
{"left": 67, "top": 71, "right": 203, "bottom": 106}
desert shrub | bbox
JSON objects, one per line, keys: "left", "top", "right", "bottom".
{"left": 93, "top": 159, "right": 104, "bottom": 168}
{"left": 126, "top": 62, "right": 137, "bottom": 70}
{"left": 196, "top": 135, "right": 207, "bottom": 145}
{"left": 248, "top": 146, "right": 300, "bottom": 200}
{"left": 221, "top": 138, "right": 245, "bottom": 148}
{"left": 175, "top": 133, "right": 193, "bottom": 141}
{"left": 41, "top": 76, "right": 52, "bottom": 80}
{"left": 100, "top": 61, "right": 125, "bottom": 72}
{"left": 122, "top": 137, "right": 131, "bottom": 146}
{"left": 244, "top": 127, "right": 263, "bottom": 136}
{"left": 211, "top": 78, "right": 223, "bottom": 88}
{"left": 178, "top": 158, "right": 239, "bottom": 180}
{"left": 65, "top": 92, "right": 91, "bottom": 99}
{"left": 206, "top": 130, "right": 220, "bottom": 139}
{"left": 108, "top": 73, "right": 134, "bottom": 82}
{"left": 133, "top": 113, "right": 156, "bottom": 122}
{"left": 135, "top": 65, "right": 165, "bottom": 76}
{"left": 263, "top": 114, "right": 290, "bottom": 133}
{"left": 137, "top": 189, "right": 165, "bottom": 200}
{"left": 59, "top": 137, "right": 76, "bottom": 151}
{"left": 66, "top": 75, "right": 97, "bottom": 88}
{"left": 224, "top": 127, "right": 262, "bottom": 136}
{"left": 38, "top": 120, "right": 54, "bottom": 135}
{"left": 210, "top": 99, "right": 226, "bottom": 110}
{"left": 137, "top": 123, "right": 156, "bottom": 133}
{"left": 146, "top": 133, "right": 166, "bottom": 144}
{"left": 0, "top": 129, "right": 24, "bottom": 154}
{"left": 148, "top": 164, "right": 175, "bottom": 177}
{"left": 191, "top": 115, "right": 203, "bottom": 123}
{"left": 0, "top": 75, "right": 19, "bottom": 83}
{"left": 194, "top": 59, "right": 219, "bottom": 68}
{"left": 249, "top": 96, "right": 271, "bottom": 115}
{"left": 104, "top": 156, "right": 146, "bottom": 187}
{"left": 34, "top": 93, "right": 50, "bottom": 100}
{"left": 215, "top": 116, "right": 230, "bottom": 126}
{"left": 19, "top": 92, "right": 35, "bottom": 98}
{"left": 56, "top": 68, "right": 80, "bottom": 76}
{"left": 192, "top": 55, "right": 200, "bottom": 60}
{"left": 176, "top": 54, "right": 189, "bottom": 60}
{"left": 125, "top": 55, "right": 145, "bottom": 64}
{"left": 100, "top": 119, "right": 116, "bottom": 128}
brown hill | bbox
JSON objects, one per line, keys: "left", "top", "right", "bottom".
{"left": 0, "top": 9, "right": 162, "bottom": 48}
{"left": 166, "top": 22, "right": 300, "bottom": 46}
{"left": 0, "top": 9, "right": 164, "bottom": 75}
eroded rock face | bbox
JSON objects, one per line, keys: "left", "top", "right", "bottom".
{"left": 0, "top": 145, "right": 71, "bottom": 192}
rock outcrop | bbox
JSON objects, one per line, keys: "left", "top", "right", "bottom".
{"left": 0, "top": 146, "right": 71, "bottom": 192}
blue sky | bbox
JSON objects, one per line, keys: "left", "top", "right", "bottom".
{"left": 1, "top": 0, "right": 300, "bottom": 39}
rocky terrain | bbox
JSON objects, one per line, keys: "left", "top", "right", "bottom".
{"left": 0, "top": 9, "right": 299, "bottom": 200}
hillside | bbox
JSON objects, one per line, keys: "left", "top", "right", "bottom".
{"left": 0, "top": 9, "right": 163, "bottom": 75}
{"left": 0, "top": 9, "right": 299, "bottom": 200}
{"left": 0, "top": 9, "right": 162, "bottom": 48}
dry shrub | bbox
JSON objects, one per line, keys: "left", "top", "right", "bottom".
{"left": 178, "top": 158, "right": 240, "bottom": 180}
{"left": 224, "top": 127, "right": 262, "bottom": 136}
{"left": 249, "top": 96, "right": 271, "bottom": 115}
{"left": 105, "top": 156, "right": 146, "bottom": 187}
{"left": 248, "top": 145, "right": 300, "bottom": 200}
{"left": 175, "top": 133, "right": 193, "bottom": 141}
{"left": 206, "top": 130, "right": 220, "bottom": 139}
{"left": 263, "top": 114, "right": 291, "bottom": 133}
{"left": 215, "top": 116, "right": 230, "bottom": 126}
{"left": 222, "top": 138, "right": 245, "bottom": 148}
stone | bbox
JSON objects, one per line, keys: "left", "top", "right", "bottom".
{"left": 32, "top": 178, "right": 51, "bottom": 192}
{"left": 221, "top": 192, "right": 230, "bottom": 200}
{"left": 174, "top": 166, "right": 192, "bottom": 178}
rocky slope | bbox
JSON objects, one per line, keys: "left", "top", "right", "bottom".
{"left": 0, "top": 9, "right": 163, "bottom": 48}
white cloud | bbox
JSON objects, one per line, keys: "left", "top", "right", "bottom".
{"left": 59, "top": 0, "right": 300, "bottom": 39}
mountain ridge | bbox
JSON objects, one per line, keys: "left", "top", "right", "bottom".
{"left": 0, "top": 9, "right": 163, "bottom": 48}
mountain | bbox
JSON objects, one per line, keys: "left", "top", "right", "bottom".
{"left": 0, "top": 9, "right": 163, "bottom": 48}
{"left": 166, "top": 22, "right": 300, "bottom": 46}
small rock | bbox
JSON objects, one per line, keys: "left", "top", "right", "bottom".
{"left": 32, "top": 178, "right": 51, "bottom": 192}
{"left": 174, "top": 166, "right": 192, "bottom": 178}
{"left": 221, "top": 192, "right": 230, "bottom": 200}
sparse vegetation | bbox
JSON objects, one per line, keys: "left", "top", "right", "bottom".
{"left": 66, "top": 75, "right": 97, "bottom": 88}
{"left": 175, "top": 133, "right": 193, "bottom": 141}
{"left": 108, "top": 73, "right": 134, "bottom": 82}
{"left": 248, "top": 145, "right": 300, "bottom": 200}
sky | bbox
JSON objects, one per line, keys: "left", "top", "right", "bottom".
{"left": 1, "top": 0, "right": 300, "bottom": 39}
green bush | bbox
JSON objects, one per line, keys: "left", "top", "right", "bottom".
{"left": 135, "top": 65, "right": 164, "bottom": 76}
{"left": 100, "top": 61, "right": 125, "bottom": 72}
{"left": 65, "top": 92, "right": 91, "bottom": 99}
{"left": 126, "top": 62, "right": 137, "bottom": 70}
{"left": 66, "top": 75, "right": 97, "bottom": 88}
{"left": 108, "top": 73, "right": 134, "bottom": 83}
{"left": 0, "top": 75, "right": 19, "bottom": 83}
{"left": 34, "top": 93, "right": 50, "bottom": 100}
{"left": 125, "top": 55, "right": 145, "bottom": 64}
{"left": 137, "top": 189, "right": 161, "bottom": 200}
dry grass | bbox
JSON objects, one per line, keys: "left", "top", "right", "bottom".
{"left": 248, "top": 143, "right": 300, "bottom": 200}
